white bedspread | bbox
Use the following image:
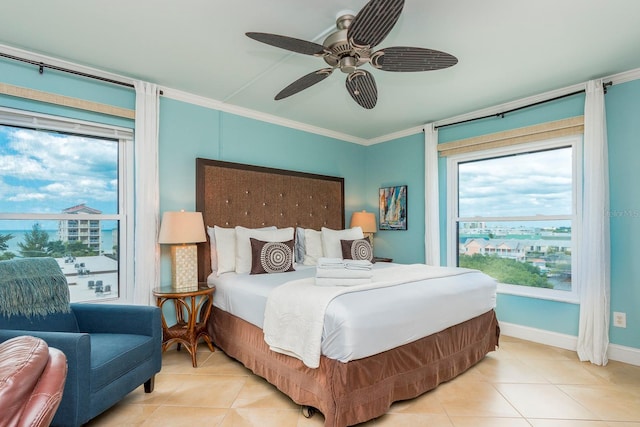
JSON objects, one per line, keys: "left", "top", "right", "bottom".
{"left": 208, "top": 263, "right": 496, "bottom": 366}
{"left": 264, "top": 264, "right": 480, "bottom": 368}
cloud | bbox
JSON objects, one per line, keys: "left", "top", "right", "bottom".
{"left": 0, "top": 126, "right": 118, "bottom": 214}
{"left": 458, "top": 147, "right": 572, "bottom": 218}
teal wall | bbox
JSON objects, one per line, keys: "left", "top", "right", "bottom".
{"left": 158, "top": 98, "right": 367, "bottom": 215}
{"left": 219, "top": 114, "right": 367, "bottom": 214}
{"left": 605, "top": 80, "right": 640, "bottom": 348}
{"left": 366, "top": 84, "right": 640, "bottom": 349}
{"left": 0, "top": 57, "right": 134, "bottom": 128}
{"left": 158, "top": 97, "right": 368, "bottom": 282}
{"left": 365, "top": 133, "right": 425, "bottom": 263}
{"left": 2, "top": 55, "right": 638, "bottom": 350}
{"left": 158, "top": 98, "right": 221, "bottom": 213}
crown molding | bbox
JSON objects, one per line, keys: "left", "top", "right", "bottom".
{"left": 365, "top": 124, "right": 425, "bottom": 146}
{"left": 434, "top": 82, "right": 587, "bottom": 130}
{"left": 4, "top": 42, "right": 639, "bottom": 147}
{"left": 160, "top": 87, "right": 367, "bottom": 146}
{"left": 605, "top": 67, "right": 640, "bottom": 85}
{"left": 368, "top": 66, "right": 640, "bottom": 146}
{"left": 0, "top": 43, "right": 364, "bottom": 145}
{"left": 364, "top": 83, "right": 588, "bottom": 145}
{"left": 0, "top": 43, "right": 136, "bottom": 87}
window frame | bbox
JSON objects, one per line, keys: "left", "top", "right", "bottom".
{"left": 446, "top": 135, "right": 582, "bottom": 303}
{"left": 0, "top": 106, "right": 134, "bottom": 303}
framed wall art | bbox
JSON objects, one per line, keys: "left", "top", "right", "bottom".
{"left": 379, "top": 185, "right": 407, "bottom": 230}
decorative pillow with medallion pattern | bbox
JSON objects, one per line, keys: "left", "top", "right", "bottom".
{"left": 250, "top": 238, "right": 296, "bottom": 274}
{"left": 340, "top": 238, "right": 373, "bottom": 262}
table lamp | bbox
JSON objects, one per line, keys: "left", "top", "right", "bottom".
{"left": 158, "top": 210, "right": 206, "bottom": 290}
{"left": 350, "top": 210, "right": 377, "bottom": 250}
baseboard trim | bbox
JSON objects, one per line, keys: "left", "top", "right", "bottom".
{"left": 499, "top": 321, "right": 640, "bottom": 366}
{"left": 607, "top": 343, "right": 640, "bottom": 366}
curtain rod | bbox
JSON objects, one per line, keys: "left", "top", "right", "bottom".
{"left": 434, "top": 81, "right": 612, "bottom": 130}
{"left": 1, "top": 52, "right": 135, "bottom": 89}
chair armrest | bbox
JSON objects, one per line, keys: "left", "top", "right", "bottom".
{"left": 0, "top": 330, "right": 90, "bottom": 377}
{"left": 0, "top": 330, "right": 91, "bottom": 423}
{"left": 0, "top": 330, "right": 90, "bottom": 363}
{"left": 71, "top": 304, "right": 161, "bottom": 337}
{"left": 20, "top": 346, "right": 67, "bottom": 427}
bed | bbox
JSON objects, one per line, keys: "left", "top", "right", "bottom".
{"left": 196, "top": 158, "right": 500, "bottom": 427}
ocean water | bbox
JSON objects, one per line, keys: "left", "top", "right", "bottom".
{"left": 0, "top": 230, "right": 115, "bottom": 255}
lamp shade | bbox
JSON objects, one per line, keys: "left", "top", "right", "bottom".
{"left": 158, "top": 211, "right": 207, "bottom": 244}
{"left": 350, "top": 210, "right": 377, "bottom": 233}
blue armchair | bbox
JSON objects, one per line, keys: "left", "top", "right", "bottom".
{"left": 0, "top": 258, "right": 162, "bottom": 427}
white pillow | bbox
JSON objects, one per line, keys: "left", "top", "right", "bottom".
{"left": 321, "top": 226, "right": 364, "bottom": 259}
{"left": 295, "top": 227, "right": 306, "bottom": 263}
{"left": 214, "top": 226, "right": 238, "bottom": 275}
{"left": 206, "top": 226, "right": 218, "bottom": 274}
{"left": 303, "top": 228, "right": 324, "bottom": 265}
{"left": 215, "top": 225, "right": 277, "bottom": 275}
{"left": 235, "top": 226, "right": 294, "bottom": 274}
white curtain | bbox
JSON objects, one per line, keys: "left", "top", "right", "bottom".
{"left": 132, "top": 81, "right": 160, "bottom": 305}
{"left": 424, "top": 123, "right": 441, "bottom": 266}
{"left": 576, "top": 79, "right": 611, "bottom": 365}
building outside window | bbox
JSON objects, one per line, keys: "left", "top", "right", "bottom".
{"left": 58, "top": 204, "right": 104, "bottom": 253}
{"left": 447, "top": 136, "right": 581, "bottom": 302}
{"left": 0, "top": 109, "right": 132, "bottom": 303}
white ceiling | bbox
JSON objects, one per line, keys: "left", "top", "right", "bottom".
{"left": 1, "top": 0, "right": 640, "bottom": 142}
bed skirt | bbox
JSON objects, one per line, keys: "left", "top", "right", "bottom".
{"left": 209, "top": 307, "right": 499, "bottom": 427}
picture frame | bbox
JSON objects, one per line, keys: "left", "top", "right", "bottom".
{"left": 379, "top": 185, "right": 407, "bottom": 230}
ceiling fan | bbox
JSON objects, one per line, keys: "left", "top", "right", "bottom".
{"left": 246, "top": 0, "right": 458, "bottom": 109}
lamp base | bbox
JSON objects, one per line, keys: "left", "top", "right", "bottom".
{"left": 364, "top": 232, "right": 374, "bottom": 253}
{"left": 171, "top": 244, "right": 199, "bottom": 291}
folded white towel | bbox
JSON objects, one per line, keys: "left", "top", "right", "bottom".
{"left": 344, "top": 259, "right": 373, "bottom": 270}
{"left": 314, "top": 277, "right": 373, "bottom": 287}
{"left": 316, "top": 257, "right": 346, "bottom": 269}
{"left": 315, "top": 268, "right": 373, "bottom": 279}
{"left": 317, "top": 257, "right": 373, "bottom": 270}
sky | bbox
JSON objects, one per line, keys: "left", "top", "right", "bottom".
{"left": 0, "top": 123, "right": 572, "bottom": 232}
{"left": 0, "top": 124, "right": 118, "bottom": 230}
{"left": 458, "top": 146, "right": 573, "bottom": 219}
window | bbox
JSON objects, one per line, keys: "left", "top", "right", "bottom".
{"left": 0, "top": 108, "right": 133, "bottom": 303}
{"left": 447, "top": 136, "right": 581, "bottom": 302}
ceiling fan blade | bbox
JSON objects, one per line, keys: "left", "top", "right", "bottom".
{"left": 246, "top": 32, "right": 327, "bottom": 56}
{"left": 348, "top": 0, "right": 404, "bottom": 48}
{"left": 345, "top": 70, "right": 377, "bottom": 109}
{"left": 371, "top": 46, "right": 458, "bottom": 72}
{"left": 275, "top": 68, "right": 334, "bottom": 100}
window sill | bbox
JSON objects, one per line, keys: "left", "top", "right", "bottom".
{"left": 497, "top": 283, "right": 579, "bottom": 305}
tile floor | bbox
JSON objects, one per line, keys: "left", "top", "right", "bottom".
{"left": 87, "top": 336, "right": 640, "bottom": 426}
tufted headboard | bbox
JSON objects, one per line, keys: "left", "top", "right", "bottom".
{"left": 195, "top": 158, "right": 345, "bottom": 281}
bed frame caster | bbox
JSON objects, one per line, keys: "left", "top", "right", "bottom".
{"left": 302, "top": 406, "right": 316, "bottom": 418}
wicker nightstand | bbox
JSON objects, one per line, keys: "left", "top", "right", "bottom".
{"left": 153, "top": 283, "right": 215, "bottom": 367}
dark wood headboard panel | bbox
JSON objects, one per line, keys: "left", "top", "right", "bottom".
{"left": 195, "top": 158, "right": 345, "bottom": 281}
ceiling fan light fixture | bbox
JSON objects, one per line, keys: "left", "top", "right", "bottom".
{"left": 339, "top": 56, "right": 358, "bottom": 74}
{"left": 246, "top": 0, "right": 457, "bottom": 109}
{"left": 335, "top": 12, "right": 355, "bottom": 30}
